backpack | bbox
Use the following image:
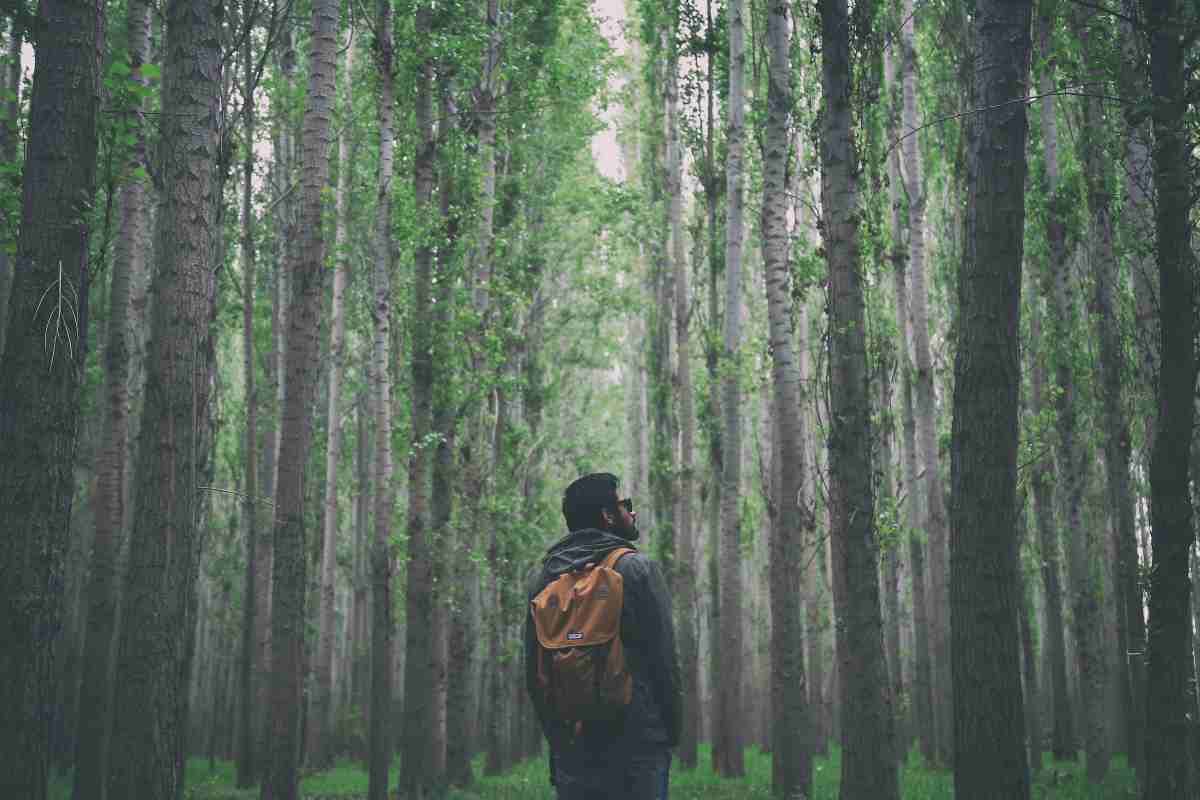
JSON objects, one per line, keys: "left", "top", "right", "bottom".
{"left": 530, "top": 547, "right": 635, "bottom": 729}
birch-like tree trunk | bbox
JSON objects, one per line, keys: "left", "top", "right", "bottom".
{"left": 235, "top": 19, "right": 261, "bottom": 788}
{"left": 264, "top": 0, "right": 339, "bottom": 794}
{"left": 73, "top": 3, "right": 150, "bottom": 797}
{"left": 106, "top": 1, "right": 220, "bottom": 795}
{"left": 949, "top": 0, "right": 1033, "bottom": 794}
{"left": 402, "top": 3, "right": 438, "bottom": 791}
{"left": 667, "top": 10, "right": 700, "bottom": 769}
{"left": 762, "top": 1, "right": 810, "bottom": 794}
{"left": 0, "top": 3, "right": 102, "bottom": 794}
{"left": 367, "top": 6, "right": 395, "bottom": 799}
{"left": 715, "top": 0, "right": 746, "bottom": 777}
{"left": 819, "top": 1, "right": 898, "bottom": 795}
{"left": 311, "top": 26, "right": 355, "bottom": 771}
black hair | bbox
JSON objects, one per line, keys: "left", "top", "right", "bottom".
{"left": 561, "top": 472, "right": 620, "bottom": 532}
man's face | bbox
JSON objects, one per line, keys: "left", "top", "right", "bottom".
{"left": 602, "top": 495, "right": 640, "bottom": 541}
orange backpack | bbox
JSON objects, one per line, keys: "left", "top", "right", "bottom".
{"left": 531, "top": 547, "right": 635, "bottom": 728}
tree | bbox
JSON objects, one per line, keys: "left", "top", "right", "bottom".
{"left": 1141, "top": 0, "right": 1196, "bottom": 795}
{"left": 311, "top": 20, "right": 356, "bottom": 772}
{"left": 715, "top": 0, "right": 747, "bottom": 777}
{"left": 367, "top": 5, "right": 396, "bottom": 799}
{"left": 948, "top": 0, "right": 1033, "bottom": 795}
{"left": 0, "top": 21, "right": 22, "bottom": 359}
{"left": 761, "top": 0, "right": 811, "bottom": 796}
{"left": 73, "top": 1, "right": 151, "bottom": 796}
{"left": 0, "top": 1, "right": 103, "bottom": 797}
{"left": 106, "top": 0, "right": 222, "bottom": 795}
{"left": 402, "top": 2, "right": 439, "bottom": 793}
{"left": 819, "top": 0, "right": 899, "bottom": 795}
{"left": 264, "top": 0, "right": 340, "bottom": 794}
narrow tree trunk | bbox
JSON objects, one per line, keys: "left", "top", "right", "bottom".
{"left": 1016, "top": 489, "right": 1043, "bottom": 773}
{"left": 762, "top": 1, "right": 810, "bottom": 794}
{"left": 900, "top": 0, "right": 951, "bottom": 763}
{"left": 106, "top": 1, "right": 221, "bottom": 795}
{"left": 73, "top": 3, "right": 150, "bottom": 797}
{"left": 236, "top": 21, "right": 261, "bottom": 788}
{"left": 715, "top": 0, "right": 746, "bottom": 777}
{"left": 402, "top": 4, "right": 438, "bottom": 792}
{"left": 264, "top": 0, "right": 339, "bottom": 794}
{"left": 819, "top": 2, "right": 899, "bottom": 796}
{"left": 366, "top": 10, "right": 395, "bottom": 799}
{"left": 1142, "top": 0, "right": 1195, "bottom": 795}
{"left": 0, "top": 3, "right": 102, "bottom": 795}
{"left": 669, "top": 15, "right": 700, "bottom": 771}
{"left": 949, "top": 0, "right": 1033, "bottom": 795}
{"left": 1118, "top": 2, "right": 1150, "bottom": 780}
{"left": 310, "top": 26, "right": 355, "bottom": 772}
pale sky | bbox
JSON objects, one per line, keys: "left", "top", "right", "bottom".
{"left": 591, "top": 0, "right": 629, "bottom": 183}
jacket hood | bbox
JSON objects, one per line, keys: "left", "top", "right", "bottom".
{"left": 540, "top": 528, "right": 638, "bottom": 579}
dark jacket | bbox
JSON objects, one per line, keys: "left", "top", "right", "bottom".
{"left": 524, "top": 529, "right": 682, "bottom": 782}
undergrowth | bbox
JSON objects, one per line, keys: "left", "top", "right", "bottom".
{"left": 50, "top": 743, "right": 1137, "bottom": 798}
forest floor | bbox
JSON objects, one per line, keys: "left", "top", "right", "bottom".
{"left": 51, "top": 744, "right": 1136, "bottom": 798}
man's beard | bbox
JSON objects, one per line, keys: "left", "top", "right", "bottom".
{"left": 609, "top": 516, "right": 640, "bottom": 542}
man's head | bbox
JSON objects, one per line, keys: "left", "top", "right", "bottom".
{"left": 561, "top": 472, "right": 639, "bottom": 541}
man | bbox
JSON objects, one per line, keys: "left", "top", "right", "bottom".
{"left": 525, "top": 472, "right": 681, "bottom": 799}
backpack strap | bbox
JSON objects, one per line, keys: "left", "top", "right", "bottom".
{"left": 599, "top": 547, "right": 634, "bottom": 571}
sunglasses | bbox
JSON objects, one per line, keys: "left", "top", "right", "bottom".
{"left": 618, "top": 498, "right": 634, "bottom": 513}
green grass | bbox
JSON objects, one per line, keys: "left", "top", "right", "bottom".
{"left": 49, "top": 745, "right": 1138, "bottom": 799}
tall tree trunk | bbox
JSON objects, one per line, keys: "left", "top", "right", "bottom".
{"left": 819, "top": 1, "right": 899, "bottom": 796}
{"left": 402, "top": 3, "right": 438, "bottom": 792}
{"left": 762, "top": 1, "right": 810, "bottom": 794}
{"left": 367, "top": 7, "right": 395, "bottom": 799}
{"left": 669, "top": 10, "right": 700, "bottom": 770}
{"left": 236, "top": 21, "right": 261, "bottom": 788}
{"left": 0, "top": 21, "right": 22, "bottom": 360}
{"left": 1016, "top": 489, "right": 1043, "bottom": 772}
{"left": 948, "top": 0, "right": 1033, "bottom": 795}
{"left": 311, "top": 25, "right": 355, "bottom": 771}
{"left": 900, "top": 0, "right": 951, "bottom": 763}
{"left": 352, "top": 394, "right": 372, "bottom": 727}
{"left": 1142, "top": 0, "right": 1195, "bottom": 794}
{"left": 106, "top": 1, "right": 221, "bottom": 795}
{"left": 715, "top": 0, "right": 746, "bottom": 777}
{"left": 0, "top": 2, "right": 102, "bottom": 795}
{"left": 73, "top": 3, "right": 150, "bottom": 797}
{"left": 264, "top": 0, "right": 339, "bottom": 794}
{"left": 1118, "top": 1, "right": 1150, "bottom": 779}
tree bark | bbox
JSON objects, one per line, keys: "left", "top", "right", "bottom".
{"left": 311, "top": 24, "right": 355, "bottom": 772}
{"left": 73, "top": 3, "right": 150, "bottom": 797}
{"left": 263, "top": 0, "right": 339, "bottom": 794}
{"left": 762, "top": 1, "right": 810, "bottom": 795}
{"left": 366, "top": 8, "right": 395, "bottom": 799}
{"left": 402, "top": 3, "right": 438, "bottom": 792}
{"left": 106, "top": 1, "right": 221, "bottom": 796}
{"left": 1141, "top": 0, "right": 1195, "bottom": 795}
{"left": 899, "top": 0, "right": 952, "bottom": 763}
{"left": 236, "top": 18, "right": 261, "bottom": 788}
{"left": 819, "top": 1, "right": 899, "bottom": 796}
{"left": 949, "top": 0, "right": 1033, "bottom": 795}
{"left": 0, "top": 3, "right": 102, "bottom": 795}
{"left": 715, "top": 0, "right": 746, "bottom": 777}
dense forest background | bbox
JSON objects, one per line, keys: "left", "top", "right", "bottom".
{"left": 0, "top": 0, "right": 1197, "bottom": 798}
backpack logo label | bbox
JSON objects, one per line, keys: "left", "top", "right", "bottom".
{"left": 567, "top": 632, "right": 583, "bottom": 640}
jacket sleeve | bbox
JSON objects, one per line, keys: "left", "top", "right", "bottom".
{"left": 622, "top": 553, "right": 683, "bottom": 748}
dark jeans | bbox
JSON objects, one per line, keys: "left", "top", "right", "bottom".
{"left": 554, "top": 747, "right": 668, "bottom": 800}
